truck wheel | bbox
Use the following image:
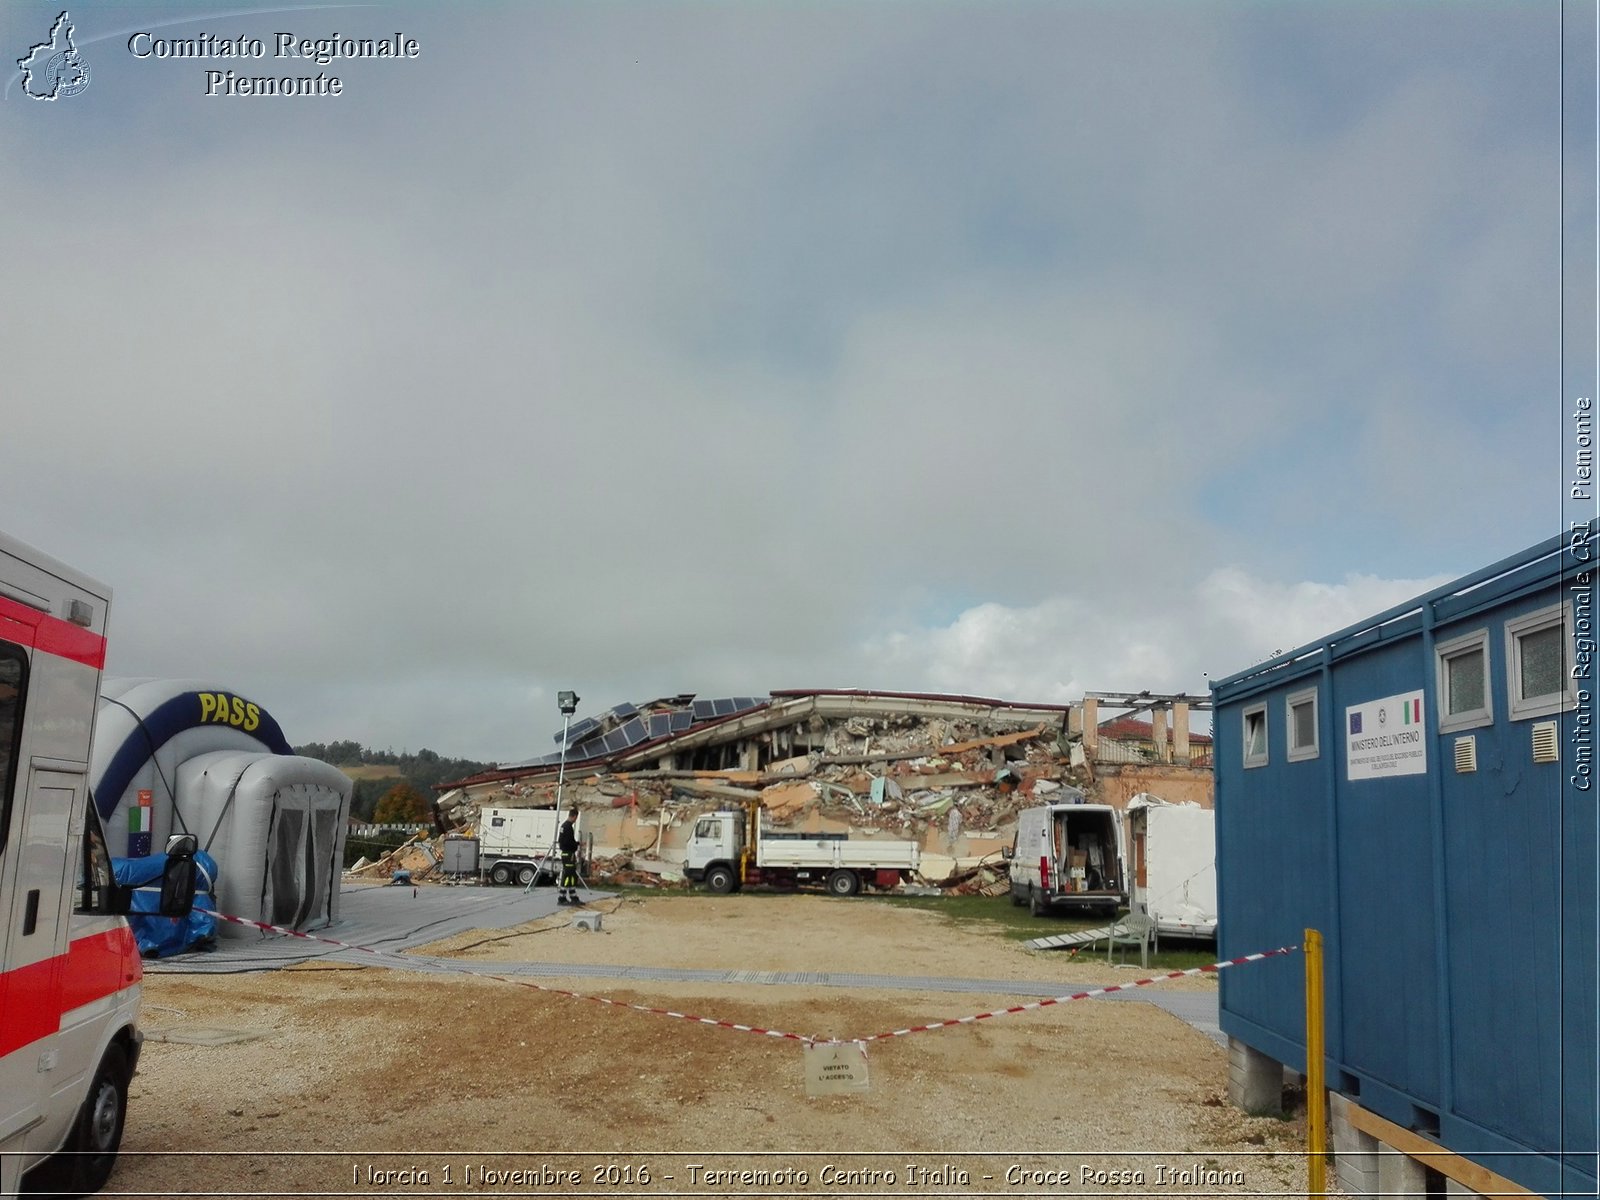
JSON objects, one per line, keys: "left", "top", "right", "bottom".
{"left": 516, "top": 865, "right": 537, "bottom": 887}
{"left": 1029, "top": 887, "right": 1047, "bottom": 917}
{"left": 23, "top": 1041, "right": 129, "bottom": 1197}
{"left": 826, "top": 869, "right": 860, "bottom": 897}
{"left": 489, "top": 864, "right": 512, "bottom": 886}
{"left": 704, "top": 865, "right": 736, "bottom": 894}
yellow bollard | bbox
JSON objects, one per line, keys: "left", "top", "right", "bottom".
{"left": 1305, "top": 928, "right": 1327, "bottom": 1197}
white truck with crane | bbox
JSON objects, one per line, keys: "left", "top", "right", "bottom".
{"left": 682, "top": 801, "right": 921, "bottom": 896}
{"left": 1, "top": 530, "right": 199, "bottom": 1200}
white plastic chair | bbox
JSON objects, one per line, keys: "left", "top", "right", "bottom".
{"left": 1105, "top": 910, "right": 1155, "bottom": 969}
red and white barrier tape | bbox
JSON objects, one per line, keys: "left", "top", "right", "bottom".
{"left": 197, "top": 906, "right": 1296, "bottom": 1047}
{"left": 850, "top": 945, "right": 1300, "bottom": 1044}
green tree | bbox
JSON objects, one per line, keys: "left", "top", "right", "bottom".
{"left": 372, "top": 782, "right": 431, "bottom": 824}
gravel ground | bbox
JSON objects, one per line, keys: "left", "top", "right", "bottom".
{"left": 114, "top": 892, "right": 1313, "bottom": 1199}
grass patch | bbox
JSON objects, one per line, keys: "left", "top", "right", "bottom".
{"left": 875, "top": 893, "right": 1222, "bottom": 969}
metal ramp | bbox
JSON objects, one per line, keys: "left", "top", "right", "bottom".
{"left": 1023, "top": 924, "right": 1115, "bottom": 951}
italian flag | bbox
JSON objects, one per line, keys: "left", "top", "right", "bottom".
{"left": 128, "top": 803, "right": 151, "bottom": 833}
{"left": 1402, "top": 697, "right": 1422, "bottom": 725}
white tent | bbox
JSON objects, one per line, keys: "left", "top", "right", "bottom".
{"left": 177, "top": 751, "right": 350, "bottom": 935}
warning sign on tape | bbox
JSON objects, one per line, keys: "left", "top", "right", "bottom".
{"left": 804, "top": 1040, "right": 870, "bottom": 1096}
{"left": 198, "top": 906, "right": 1297, "bottom": 1049}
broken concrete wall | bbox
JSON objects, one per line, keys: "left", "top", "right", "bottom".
{"left": 1094, "top": 764, "right": 1214, "bottom": 810}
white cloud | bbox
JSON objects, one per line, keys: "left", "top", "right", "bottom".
{"left": 859, "top": 565, "right": 1455, "bottom": 707}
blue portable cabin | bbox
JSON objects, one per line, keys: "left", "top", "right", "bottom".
{"left": 1210, "top": 533, "right": 1596, "bottom": 1198}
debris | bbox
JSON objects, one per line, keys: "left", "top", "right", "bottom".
{"left": 765, "top": 754, "right": 812, "bottom": 778}
{"left": 421, "top": 691, "right": 1210, "bottom": 894}
{"left": 760, "top": 781, "right": 816, "bottom": 820}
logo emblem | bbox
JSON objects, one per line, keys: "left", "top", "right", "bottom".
{"left": 1378, "top": 707, "right": 1387, "bottom": 726}
{"left": 17, "top": 12, "right": 90, "bottom": 100}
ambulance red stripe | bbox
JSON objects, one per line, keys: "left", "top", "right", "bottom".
{"left": 0, "top": 594, "right": 106, "bottom": 669}
{"left": 0, "top": 926, "right": 139, "bottom": 1058}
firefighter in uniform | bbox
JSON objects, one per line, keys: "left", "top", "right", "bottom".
{"left": 557, "top": 807, "right": 582, "bottom": 905}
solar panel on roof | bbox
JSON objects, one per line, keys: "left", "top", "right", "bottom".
{"left": 600, "top": 730, "right": 628, "bottom": 754}
{"left": 648, "top": 715, "right": 672, "bottom": 739}
{"left": 670, "top": 711, "right": 693, "bottom": 732}
{"left": 712, "top": 698, "right": 736, "bottom": 716}
{"left": 692, "top": 700, "right": 717, "bottom": 720}
{"left": 619, "top": 717, "right": 647, "bottom": 746}
{"left": 559, "top": 717, "right": 600, "bottom": 745}
{"left": 612, "top": 702, "right": 639, "bottom": 718}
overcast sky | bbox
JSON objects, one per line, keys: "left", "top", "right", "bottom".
{"left": 2, "top": 1, "right": 1587, "bottom": 762}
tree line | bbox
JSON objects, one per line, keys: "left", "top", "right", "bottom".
{"left": 293, "top": 740, "right": 492, "bottom": 825}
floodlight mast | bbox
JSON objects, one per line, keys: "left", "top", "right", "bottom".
{"left": 555, "top": 691, "right": 580, "bottom": 811}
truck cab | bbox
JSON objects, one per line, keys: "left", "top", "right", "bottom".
{"left": 682, "top": 810, "right": 743, "bottom": 893}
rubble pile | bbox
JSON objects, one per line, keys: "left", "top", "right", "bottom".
{"left": 346, "top": 832, "right": 440, "bottom": 882}
{"left": 358, "top": 694, "right": 1211, "bottom": 893}
{"left": 601, "top": 717, "right": 1093, "bottom": 850}
{"left": 417, "top": 712, "right": 1093, "bottom": 889}
{"left": 583, "top": 851, "right": 690, "bottom": 890}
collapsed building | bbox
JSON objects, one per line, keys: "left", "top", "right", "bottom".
{"left": 386, "top": 688, "right": 1212, "bottom": 891}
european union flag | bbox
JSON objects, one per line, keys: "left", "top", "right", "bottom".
{"left": 1349, "top": 712, "right": 1363, "bottom": 734}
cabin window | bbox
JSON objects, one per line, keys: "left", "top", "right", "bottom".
{"left": 1505, "top": 604, "right": 1574, "bottom": 721}
{"left": 76, "top": 801, "right": 117, "bottom": 913}
{"left": 1242, "top": 704, "right": 1268, "bottom": 768}
{"left": 1287, "top": 688, "right": 1318, "bottom": 761}
{"left": 1437, "top": 628, "right": 1493, "bottom": 733}
{"left": 694, "top": 818, "right": 719, "bottom": 839}
{"left": 0, "top": 644, "right": 26, "bottom": 857}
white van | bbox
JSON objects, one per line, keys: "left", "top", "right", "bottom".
{"left": 1007, "top": 800, "right": 1125, "bottom": 918}
{"left": 0, "top": 531, "right": 197, "bottom": 1199}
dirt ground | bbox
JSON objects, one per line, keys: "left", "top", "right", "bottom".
{"left": 116, "top": 893, "right": 1312, "bottom": 1199}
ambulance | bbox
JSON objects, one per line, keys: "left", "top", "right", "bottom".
{"left": 0, "top": 532, "right": 197, "bottom": 1198}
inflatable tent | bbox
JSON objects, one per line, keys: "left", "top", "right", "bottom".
{"left": 91, "top": 679, "right": 352, "bottom": 936}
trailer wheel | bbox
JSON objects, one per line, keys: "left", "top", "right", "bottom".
{"left": 516, "top": 865, "right": 538, "bottom": 887}
{"left": 489, "top": 864, "right": 512, "bottom": 886}
{"left": 826, "top": 869, "right": 860, "bottom": 897}
{"left": 704, "top": 864, "right": 737, "bottom": 894}
{"left": 23, "top": 1041, "right": 129, "bottom": 1197}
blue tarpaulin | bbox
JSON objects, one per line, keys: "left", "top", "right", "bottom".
{"left": 112, "top": 850, "right": 219, "bottom": 958}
